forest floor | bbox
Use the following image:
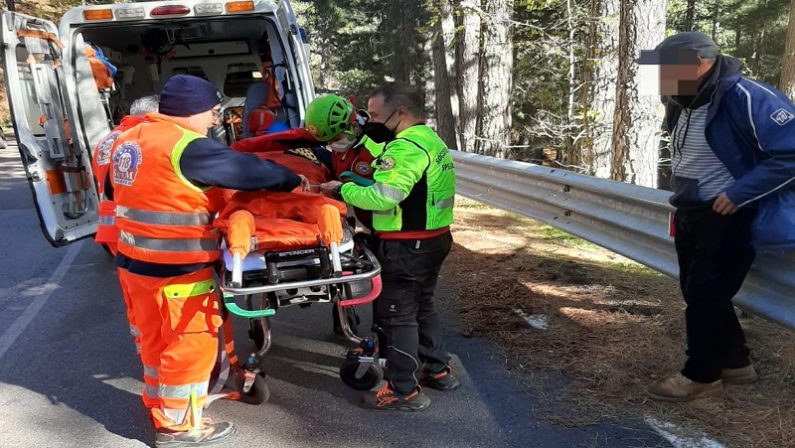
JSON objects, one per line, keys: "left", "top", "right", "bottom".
{"left": 444, "top": 198, "right": 795, "bottom": 448}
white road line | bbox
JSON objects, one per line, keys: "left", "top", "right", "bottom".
{"left": 645, "top": 417, "right": 726, "bottom": 448}
{"left": 0, "top": 240, "right": 83, "bottom": 360}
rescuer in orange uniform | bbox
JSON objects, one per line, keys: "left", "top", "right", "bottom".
{"left": 91, "top": 95, "right": 160, "bottom": 255}
{"left": 108, "top": 75, "right": 302, "bottom": 447}
{"left": 92, "top": 95, "right": 159, "bottom": 386}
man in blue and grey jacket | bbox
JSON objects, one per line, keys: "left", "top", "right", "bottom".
{"left": 640, "top": 32, "right": 795, "bottom": 402}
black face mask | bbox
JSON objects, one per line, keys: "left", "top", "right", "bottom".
{"left": 363, "top": 109, "right": 399, "bottom": 143}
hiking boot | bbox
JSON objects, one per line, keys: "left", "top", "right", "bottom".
{"left": 721, "top": 365, "right": 758, "bottom": 384}
{"left": 155, "top": 420, "right": 236, "bottom": 447}
{"left": 647, "top": 373, "right": 723, "bottom": 402}
{"left": 360, "top": 383, "right": 431, "bottom": 411}
{"left": 420, "top": 366, "right": 461, "bottom": 391}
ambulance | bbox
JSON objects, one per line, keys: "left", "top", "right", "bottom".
{"left": 1, "top": 0, "right": 314, "bottom": 246}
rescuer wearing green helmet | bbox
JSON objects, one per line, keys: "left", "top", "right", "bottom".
{"left": 319, "top": 82, "right": 458, "bottom": 411}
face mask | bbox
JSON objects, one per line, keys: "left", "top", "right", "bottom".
{"left": 330, "top": 134, "right": 357, "bottom": 152}
{"left": 363, "top": 109, "right": 399, "bottom": 143}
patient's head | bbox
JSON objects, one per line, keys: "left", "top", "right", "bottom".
{"left": 304, "top": 95, "right": 367, "bottom": 152}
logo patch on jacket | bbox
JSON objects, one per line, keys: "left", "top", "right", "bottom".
{"left": 95, "top": 131, "right": 121, "bottom": 166}
{"left": 377, "top": 157, "right": 395, "bottom": 171}
{"left": 354, "top": 161, "right": 372, "bottom": 175}
{"left": 112, "top": 142, "right": 143, "bottom": 186}
{"left": 770, "top": 108, "right": 794, "bottom": 126}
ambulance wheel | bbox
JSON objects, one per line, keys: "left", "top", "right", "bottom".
{"left": 340, "top": 358, "right": 383, "bottom": 391}
{"left": 248, "top": 317, "right": 271, "bottom": 354}
{"left": 236, "top": 373, "right": 270, "bottom": 405}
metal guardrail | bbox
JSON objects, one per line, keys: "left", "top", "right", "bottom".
{"left": 451, "top": 150, "right": 795, "bottom": 331}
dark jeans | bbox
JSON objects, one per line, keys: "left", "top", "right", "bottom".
{"left": 374, "top": 232, "right": 453, "bottom": 394}
{"left": 674, "top": 206, "right": 756, "bottom": 383}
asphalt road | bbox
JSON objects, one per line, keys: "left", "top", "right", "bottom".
{"left": 0, "top": 144, "right": 670, "bottom": 448}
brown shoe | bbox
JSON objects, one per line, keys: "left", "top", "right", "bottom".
{"left": 647, "top": 373, "right": 723, "bottom": 402}
{"left": 721, "top": 365, "right": 758, "bottom": 384}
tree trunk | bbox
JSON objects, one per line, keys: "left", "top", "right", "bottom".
{"left": 581, "top": 0, "right": 620, "bottom": 177}
{"left": 781, "top": 0, "right": 795, "bottom": 98}
{"left": 685, "top": 0, "right": 696, "bottom": 31}
{"left": 454, "top": 0, "right": 481, "bottom": 153}
{"left": 477, "top": 0, "right": 513, "bottom": 158}
{"left": 6, "top": 1, "right": 15, "bottom": 12}
{"left": 610, "top": 0, "right": 666, "bottom": 187}
{"left": 710, "top": 2, "right": 720, "bottom": 41}
{"left": 388, "top": 0, "right": 416, "bottom": 83}
{"left": 431, "top": 1, "right": 458, "bottom": 150}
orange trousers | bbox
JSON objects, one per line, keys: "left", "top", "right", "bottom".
{"left": 117, "top": 267, "right": 223, "bottom": 431}
{"left": 116, "top": 267, "right": 154, "bottom": 407}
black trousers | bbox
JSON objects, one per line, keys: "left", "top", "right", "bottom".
{"left": 674, "top": 206, "right": 756, "bottom": 383}
{"left": 374, "top": 232, "right": 453, "bottom": 394}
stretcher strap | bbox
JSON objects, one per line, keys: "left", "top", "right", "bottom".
{"left": 17, "top": 29, "right": 64, "bottom": 49}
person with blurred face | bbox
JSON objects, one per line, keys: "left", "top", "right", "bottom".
{"left": 639, "top": 32, "right": 795, "bottom": 402}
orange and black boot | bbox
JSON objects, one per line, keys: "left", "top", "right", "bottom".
{"left": 360, "top": 382, "right": 431, "bottom": 411}
{"left": 420, "top": 365, "right": 461, "bottom": 391}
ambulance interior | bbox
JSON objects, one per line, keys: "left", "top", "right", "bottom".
{"left": 73, "top": 16, "right": 302, "bottom": 148}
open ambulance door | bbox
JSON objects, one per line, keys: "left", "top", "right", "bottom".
{"left": 1, "top": 11, "right": 99, "bottom": 247}
{"left": 276, "top": 0, "right": 315, "bottom": 113}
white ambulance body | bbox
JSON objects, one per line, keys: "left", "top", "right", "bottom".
{"left": 1, "top": 0, "right": 314, "bottom": 246}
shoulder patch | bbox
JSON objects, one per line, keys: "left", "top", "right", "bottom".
{"left": 354, "top": 160, "right": 373, "bottom": 176}
{"left": 95, "top": 131, "right": 121, "bottom": 166}
{"left": 378, "top": 157, "right": 395, "bottom": 171}
{"left": 770, "top": 108, "right": 794, "bottom": 126}
{"left": 112, "top": 142, "right": 143, "bottom": 186}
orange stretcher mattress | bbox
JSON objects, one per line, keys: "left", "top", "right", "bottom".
{"left": 214, "top": 191, "right": 347, "bottom": 252}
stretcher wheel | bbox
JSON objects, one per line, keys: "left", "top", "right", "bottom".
{"left": 340, "top": 357, "right": 383, "bottom": 390}
{"left": 236, "top": 373, "right": 270, "bottom": 405}
{"left": 248, "top": 317, "right": 271, "bottom": 354}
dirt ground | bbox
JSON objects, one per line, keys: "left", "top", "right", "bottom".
{"left": 444, "top": 198, "right": 795, "bottom": 448}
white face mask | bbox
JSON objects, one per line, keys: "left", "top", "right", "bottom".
{"left": 329, "top": 134, "right": 357, "bottom": 152}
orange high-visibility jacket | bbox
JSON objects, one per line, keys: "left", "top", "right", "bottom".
{"left": 110, "top": 113, "right": 220, "bottom": 264}
{"left": 92, "top": 115, "right": 145, "bottom": 246}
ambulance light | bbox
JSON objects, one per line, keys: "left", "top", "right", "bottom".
{"left": 226, "top": 1, "right": 255, "bottom": 13}
{"left": 116, "top": 7, "right": 146, "bottom": 20}
{"left": 195, "top": 3, "right": 224, "bottom": 15}
{"left": 83, "top": 9, "right": 113, "bottom": 21}
{"left": 150, "top": 5, "right": 191, "bottom": 16}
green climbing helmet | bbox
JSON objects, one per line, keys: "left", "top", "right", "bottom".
{"left": 304, "top": 94, "right": 356, "bottom": 142}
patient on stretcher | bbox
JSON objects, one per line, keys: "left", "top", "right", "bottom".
{"left": 212, "top": 129, "right": 347, "bottom": 259}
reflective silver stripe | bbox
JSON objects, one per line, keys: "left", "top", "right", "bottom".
{"left": 135, "top": 343, "right": 141, "bottom": 354}
{"left": 435, "top": 196, "right": 455, "bottom": 210}
{"left": 116, "top": 205, "right": 211, "bottom": 226}
{"left": 163, "top": 408, "right": 187, "bottom": 425}
{"left": 144, "top": 384, "right": 159, "bottom": 399}
{"left": 143, "top": 365, "right": 158, "bottom": 379}
{"left": 98, "top": 216, "right": 115, "bottom": 225}
{"left": 160, "top": 381, "right": 209, "bottom": 400}
{"left": 119, "top": 231, "right": 219, "bottom": 253}
{"left": 373, "top": 183, "right": 407, "bottom": 203}
{"left": 130, "top": 325, "right": 140, "bottom": 338}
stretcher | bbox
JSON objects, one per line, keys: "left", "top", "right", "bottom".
{"left": 207, "top": 190, "right": 383, "bottom": 404}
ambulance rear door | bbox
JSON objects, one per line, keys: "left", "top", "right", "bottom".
{"left": 277, "top": 0, "right": 315, "bottom": 111}
{"left": 0, "top": 10, "right": 100, "bottom": 247}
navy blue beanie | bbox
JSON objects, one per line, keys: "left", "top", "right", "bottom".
{"left": 159, "top": 75, "right": 222, "bottom": 117}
